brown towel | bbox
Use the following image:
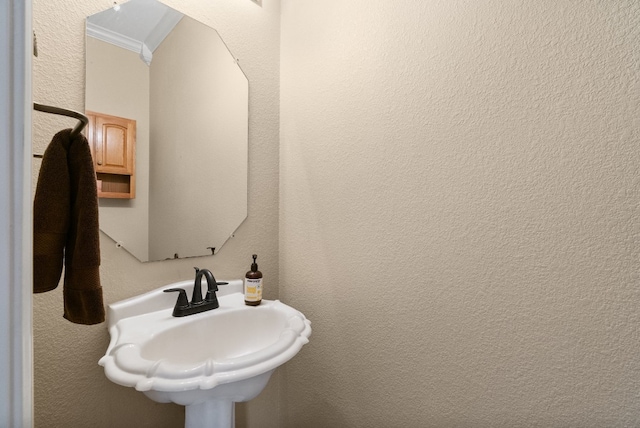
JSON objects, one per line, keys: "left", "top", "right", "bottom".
{"left": 34, "top": 129, "right": 105, "bottom": 325}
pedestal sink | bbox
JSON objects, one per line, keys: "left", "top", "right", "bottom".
{"left": 99, "top": 279, "right": 311, "bottom": 428}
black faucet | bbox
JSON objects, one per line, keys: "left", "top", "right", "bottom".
{"left": 163, "top": 267, "right": 227, "bottom": 317}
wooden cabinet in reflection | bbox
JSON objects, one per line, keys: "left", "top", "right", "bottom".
{"left": 86, "top": 111, "right": 136, "bottom": 199}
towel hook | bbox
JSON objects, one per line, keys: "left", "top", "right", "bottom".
{"left": 33, "top": 102, "right": 88, "bottom": 137}
{"left": 33, "top": 103, "right": 89, "bottom": 158}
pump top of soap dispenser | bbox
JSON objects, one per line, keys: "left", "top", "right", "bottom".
{"left": 245, "top": 254, "right": 262, "bottom": 278}
{"left": 246, "top": 254, "right": 262, "bottom": 279}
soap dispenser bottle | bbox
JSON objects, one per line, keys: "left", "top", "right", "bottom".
{"left": 244, "top": 254, "right": 263, "bottom": 306}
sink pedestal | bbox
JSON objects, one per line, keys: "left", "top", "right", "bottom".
{"left": 186, "top": 400, "right": 234, "bottom": 428}
{"left": 144, "top": 370, "right": 275, "bottom": 428}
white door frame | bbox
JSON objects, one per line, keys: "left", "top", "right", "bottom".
{"left": 0, "top": 0, "right": 33, "bottom": 426}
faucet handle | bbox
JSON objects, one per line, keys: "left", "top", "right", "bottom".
{"left": 164, "top": 288, "right": 189, "bottom": 310}
{"left": 203, "top": 270, "right": 220, "bottom": 305}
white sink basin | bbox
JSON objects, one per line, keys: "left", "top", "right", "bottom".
{"left": 99, "top": 279, "right": 311, "bottom": 428}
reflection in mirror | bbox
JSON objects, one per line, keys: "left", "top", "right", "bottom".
{"left": 86, "top": 0, "right": 248, "bottom": 262}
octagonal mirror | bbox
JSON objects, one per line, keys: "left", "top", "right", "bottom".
{"left": 85, "top": 0, "right": 248, "bottom": 262}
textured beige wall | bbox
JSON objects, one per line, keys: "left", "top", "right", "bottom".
{"left": 280, "top": 1, "right": 640, "bottom": 427}
{"left": 32, "top": 0, "right": 280, "bottom": 427}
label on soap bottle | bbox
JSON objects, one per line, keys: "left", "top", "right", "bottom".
{"left": 244, "top": 278, "right": 263, "bottom": 302}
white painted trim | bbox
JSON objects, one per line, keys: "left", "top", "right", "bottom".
{"left": 86, "top": 24, "right": 154, "bottom": 65}
{"left": 0, "top": 0, "right": 33, "bottom": 426}
{"left": 86, "top": 6, "right": 183, "bottom": 67}
{"left": 86, "top": 22, "right": 143, "bottom": 55}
